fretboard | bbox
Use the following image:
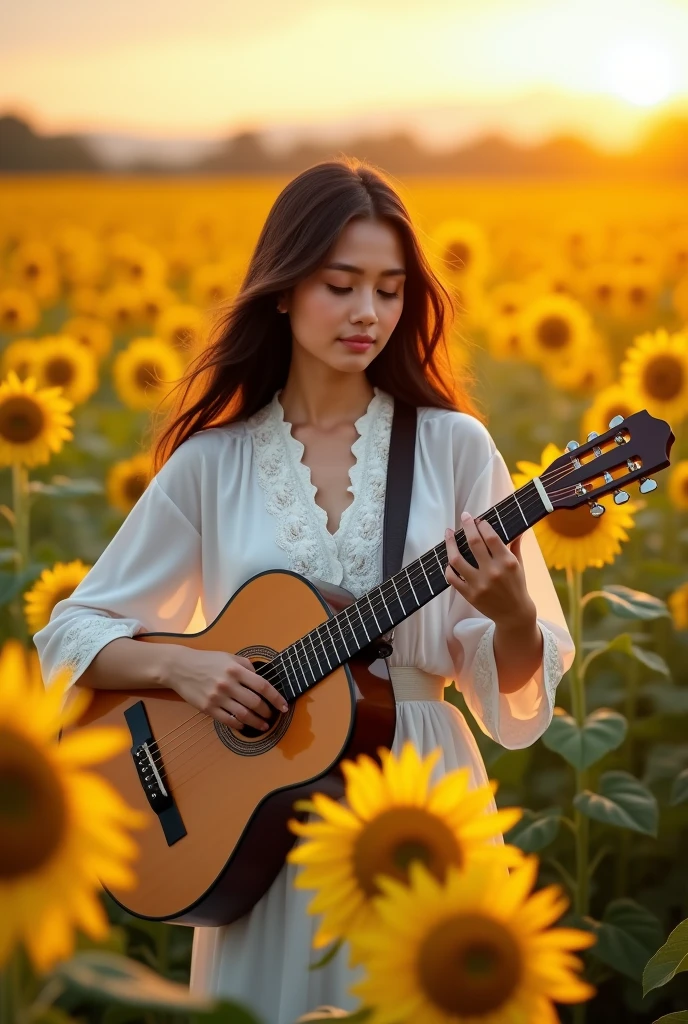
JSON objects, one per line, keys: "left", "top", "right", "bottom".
{"left": 259, "top": 478, "right": 550, "bottom": 701}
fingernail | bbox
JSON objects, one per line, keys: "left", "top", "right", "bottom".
{"left": 461, "top": 511, "right": 471, "bottom": 521}
{"left": 445, "top": 528, "right": 452, "bottom": 537}
{"left": 281, "top": 703, "right": 289, "bottom": 713}
{"left": 261, "top": 722, "right": 269, "bottom": 731}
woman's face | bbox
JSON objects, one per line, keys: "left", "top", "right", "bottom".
{"left": 280, "top": 216, "right": 406, "bottom": 373}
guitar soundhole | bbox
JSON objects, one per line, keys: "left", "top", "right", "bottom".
{"left": 214, "top": 646, "right": 294, "bottom": 757}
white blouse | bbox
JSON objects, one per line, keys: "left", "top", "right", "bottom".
{"left": 34, "top": 386, "right": 574, "bottom": 750}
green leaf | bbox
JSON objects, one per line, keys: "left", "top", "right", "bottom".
{"left": 643, "top": 918, "right": 688, "bottom": 994}
{"left": 504, "top": 808, "right": 561, "bottom": 852}
{"left": 574, "top": 771, "right": 659, "bottom": 836}
{"left": 55, "top": 951, "right": 214, "bottom": 1011}
{"left": 30, "top": 1011, "right": 76, "bottom": 1024}
{"left": 605, "top": 634, "right": 670, "bottom": 676}
{"left": 597, "top": 585, "right": 669, "bottom": 620}
{"left": 542, "top": 708, "right": 627, "bottom": 769}
{"left": 652, "top": 1014, "right": 688, "bottom": 1023}
{"left": 588, "top": 899, "right": 664, "bottom": 981}
{"left": 308, "top": 938, "right": 344, "bottom": 971}
{"left": 191, "top": 1001, "right": 264, "bottom": 1023}
{"left": 0, "top": 564, "right": 46, "bottom": 604}
{"left": 671, "top": 769, "right": 688, "bottom": 806}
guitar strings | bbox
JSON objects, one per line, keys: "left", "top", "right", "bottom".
{"left": 145, "top": 467, "right": 603, "bottom": 773}
{"left": 143, "top": 471, "right": 593, "bottom": 775}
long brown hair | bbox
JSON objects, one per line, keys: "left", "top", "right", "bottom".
{"left": 151, "top": 155, "right": 479, "bottom": 471}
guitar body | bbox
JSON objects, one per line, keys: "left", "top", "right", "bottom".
{"left": 65, "top": 569, "right": 396, "bottom": 927}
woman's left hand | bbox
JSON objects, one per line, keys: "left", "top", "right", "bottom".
{"left": 444, "top": 511, "right": 536, "bottom": 627}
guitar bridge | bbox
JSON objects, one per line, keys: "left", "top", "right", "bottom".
{"left": 125, "top": 701, "right": 187, "bottom": 847}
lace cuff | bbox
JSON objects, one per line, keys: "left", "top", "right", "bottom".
{"left": 469, "top": 620, "right": 562, "bottom": 749}
{"left": 51, "top": 615, "right": 143, "bottom": 687}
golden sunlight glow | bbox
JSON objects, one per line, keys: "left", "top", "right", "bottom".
{"left": 602, "top": 39, "right": 681, "bottom": 107}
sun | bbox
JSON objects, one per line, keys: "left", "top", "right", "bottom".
{"left": 602, "top": 39, "right": 680, "bottom": 107}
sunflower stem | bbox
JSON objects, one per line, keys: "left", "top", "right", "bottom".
{"left": 11, "top": 461, "right": 30, "bottom": 643}
{"left": 566, "top": 566, "right": 590, "bottom": 1024}
{"left": 0, "top": 948, "right": 24, "bottom": 1024}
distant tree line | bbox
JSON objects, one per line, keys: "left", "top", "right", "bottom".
{"left": 1, "top": 111, "right": 688, "bottom": 177}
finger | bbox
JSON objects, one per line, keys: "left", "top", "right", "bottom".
{"left": 444, "top": 528, "right": 471, "bottom": 584}
{"left": 213, "top": 706, "right": 246, "bottom": 730}
{"left": 234, "top": 681, "right": 274, "bottom": 719}
{"left": 226, "top": 698, "right": 271, "bottom": 732}
{"left": 241, "top": 670, "right": 289, "bottom": 713}
{"left": 460, "top": 512, "right": 491, "bottom": 567}
{"left": 475, "top": 517, "right": 508, "bottom": 558}
{"left": 509, "top": 533, "right": 524, "bottom": 565}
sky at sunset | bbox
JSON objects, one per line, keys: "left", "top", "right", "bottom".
{"left": 3, "top": 0, "right": 688, "bottom": 150}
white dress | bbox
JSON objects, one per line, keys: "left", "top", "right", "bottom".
{"left": 33, "top": 386, "right": 574, "bottom": 1024}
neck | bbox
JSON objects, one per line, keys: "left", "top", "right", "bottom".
{"left": 279, "top": 363, "right": 374, "bottom": 429}
{"left": 258, "top": 476, "right": 553, "bottom": 702}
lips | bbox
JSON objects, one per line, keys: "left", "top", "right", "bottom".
{"left": 339, "top": 335, "right": 375, "bottom": 343}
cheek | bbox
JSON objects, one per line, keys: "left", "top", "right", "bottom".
{"left": 294, "top": 287, "right": 341, "bottom": 327}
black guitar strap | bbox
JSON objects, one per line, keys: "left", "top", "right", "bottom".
{"left": 376, "top": 398, "right": 417, "bottom": 657}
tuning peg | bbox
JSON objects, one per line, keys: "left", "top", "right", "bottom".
{"left": 613, "top": 489, "right": 630, "bottom": 504}
{"left": 587, "top": 431, "right": 599, "bottom": 441}
{"left": 609, "top": 415, "right": 625, "bottom": 428}
{"left": 589, "top": 502, "right": 606, "bottom": 517}
{"left": 565, "top": 440, "right": 580, "bottom": 451}
{"left": 639, "top": 477, "right": 658, "bottom": 493}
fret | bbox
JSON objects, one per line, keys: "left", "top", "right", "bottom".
{"left": 312, "top": 628, "right": 332, "bottom": 672}
{"left": 403, "top": 566, "right": 421, "bottom": 608}
{"left": 275, "top": 650, "right": 300, "bottom": 696}
{"left": 353, "top": 603, "right": 371, "bottom": 643}
{"left": 390, "top": 574, "right": 409, "bottom": 617}
{"left": 297, "top": 638, "right": 316, "bottom": 684}
{"left": 305, "top": 631, "right": 326, "bottom": 676}
{"left": 365, "top": 591, "right": 384, "bottom": 634}
{"left": 333, "top": 615, "right": 352, "bottom": 657}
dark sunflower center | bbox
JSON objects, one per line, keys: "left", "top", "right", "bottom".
{"left": 642, "top": 355, "right": 682, "bottom": 401}
{"left": 418, "top": 912, "right": 523, "bottom": 1016}
{"left": 173, "top": 326, "right": 194, "bottom": 348}
{"left": 124, "top": 471, "right": 148, "bottom": 503}
{"left": 352, "top": 807, "right": 461, "bottom": 898}
{"left": 536, "top": 315, "right": 571, "bottom": 350}
{"left": 209, "top": 286, "right": 224, "bottom": 301}
{"left": 443, "top": 242, "right": 471, "bottom": 272}
{"left": 596, "top": 284, "right": 612, "bottom": 302}
{"left": 629, "top": 286, "right": 647, "bottom": 306}
{"left": 3, "top": 308, "right": 19, "bottom": 325}
{"left": 135, "top": 362, "right": 162, "bottom": 390}
{"left": 0, "top": 396, "right": 46, "bottom": 444}
{"left": 547, "top": 506, "right": 600, "bottom": 538}
{"left": 0, "top": 729, "right": 67, "bottom": 879}
{"left": 45, "top": 357, "right": 76, "bottom": 386}
{"left": 25, "top": 262, "right": 40, "bottom": 280}
{"left": 501, "top": 301, "right": 517, "bottom": 315}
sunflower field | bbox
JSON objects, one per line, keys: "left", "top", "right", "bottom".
{"left": 1, "top": 173, "right": 688, "bottom": 1024}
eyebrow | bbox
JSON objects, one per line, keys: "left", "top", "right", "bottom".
{"left": 324, "top": 262, "right": 406, "bottom": 277}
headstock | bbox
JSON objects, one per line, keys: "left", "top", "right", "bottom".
{"left": 542, "top": 410, "right": 674, "bottom": 514}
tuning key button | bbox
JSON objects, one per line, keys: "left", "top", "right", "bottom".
{"left": 587, "top": 431, "right": 599, "bottom": 441}
{"left": 639, "top": 477, "right": 658, "bottom": 493}
{"left": 589, "top": 502, "right": 606, "bottom": 517}
{"left": 566, "top": 440, "right": 580, "bottom": 451}
{"left": 613, "top": 489, "right": 630, "bottom": 504}
{"left": 608, "top": 415, "right": 624, "bottom": 428}
{"left": 603, "top": 471, "right": 613, "bottom": 484}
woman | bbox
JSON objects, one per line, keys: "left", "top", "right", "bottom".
{"left": 34, "top": 157, "right": 574, "bottom": 1024}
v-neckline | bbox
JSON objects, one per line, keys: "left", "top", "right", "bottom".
{"left": 273, "top": 387, "right": 382, "bottom": 541}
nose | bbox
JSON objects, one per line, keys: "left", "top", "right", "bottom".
{"left": 350, "top": 287, "right": 379, "bottom": 326}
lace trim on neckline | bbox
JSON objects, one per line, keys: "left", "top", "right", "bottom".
{"left": 246, "top": 388, "right": 394, "bottom": 596}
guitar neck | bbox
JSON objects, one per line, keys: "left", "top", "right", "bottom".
{"left": 260, "top": 477, "right": 552, "bottom": 701}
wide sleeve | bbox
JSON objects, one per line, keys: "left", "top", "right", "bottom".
{"left": 446, "top": 442, "right": 575, "bottom": 750}
{"left": 33, "top": 446, "right": 203, "bottom": 689}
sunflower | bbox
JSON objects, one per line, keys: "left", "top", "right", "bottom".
{"left": 97, "top": 283, "right": 144, "bottom": 331}
{"left": 513, "top": 443, "right": 637, "bottom": 573}
{"left": 9, "top": 240, "right": 60, "bottom": 306}
{"left": 32, "top": 335, "right": 99, "bottom": 406}
{"left": 620, "top": 328, "right": 688, "bottom": 423}
{"left": 668, "top": 582, "right": 688, "bottom": 631}
{"left": 112, "top": 337, "right": 184, "bottom": 411}
{"left": 520, "top": 293, "right": 592, "bottom": 368}
{"left": 430, "top": 219, "right": 491, "bottom": 283}
{"left": 544, "top": 332, "right": 615, "bottom": 395}
{"left": 666, "top": 226, "right": 688, "bottom": 282}
{"left": 0, "top": 287, "right": 40, "bottom": 334}
{"left": 139, "top": 282, "right": 178, "bottom": 327}
{"left": 350, "top": 857, "right": 595, "bottom": 1024}
{"left": 580, "top": 262, "right": 621, "bottom": 314}
{"left": 0, "top": 639, "right": 144, "bottom": 971}
{"left": 525, "top": 261, "right": 580, "bottom": 299}
{"left": 613, "top": 264, "right": 662, "bottom": 322}
{"left": 0, "top": 371, "right": 74, "bottom": 468}
{"left": 61, "top": 316, "right": 113, "bottom": 362}
{"left": 612, "top": 229, "right": 665, "bottom": 278}
{"left": 106, "top": 453, "right": 153, "bottom": 513}
{"left": 163, "top": 237, "right": 208, "bottom": 285}
{"left": 486, "top": 280, "right": 532, "bottom": 322}
{"left": 109, "top": 234, "right": 167, "bottom": 288}
{"left": 555, "top": 216, "right": 606, "bottom": 268}
{"left": 53, "top": 225, "right": 104, "bottom": 288}
{"left": 485, "top": 315, "right": 525, "bottom": 361}
{"left": 668, "top": 461, "right": 688, "bottom": 511}
{"left": 155, "top": 303, "right": 205, "bottom": 355}
{"left": 189, "top": 262, "right": 242, "bottom": 309}
{"left": 582, "top": 384, "right": 639, "bottom": 441}
{"left": 0, "top": 339, "right": 39, "bottom": 381}
{"left": 68, "top": 286, "right": 102, "bottom": 318}
{"left": 286, "top": 741, "right": 522, "bottom": 954}
{"left": 24, "top": 559, "right": 91, "bottom": 634}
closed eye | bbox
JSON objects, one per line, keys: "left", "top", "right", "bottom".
{"left": 327, "top": 285, "right": 399, "bottom": 299}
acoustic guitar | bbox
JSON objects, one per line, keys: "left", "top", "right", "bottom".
{"left": 63, "top": 410, "right": 673, "bottom": 926}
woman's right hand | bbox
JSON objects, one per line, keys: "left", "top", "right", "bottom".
{"left": 164, "top": 645, "right": 289, "bottom": 731}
